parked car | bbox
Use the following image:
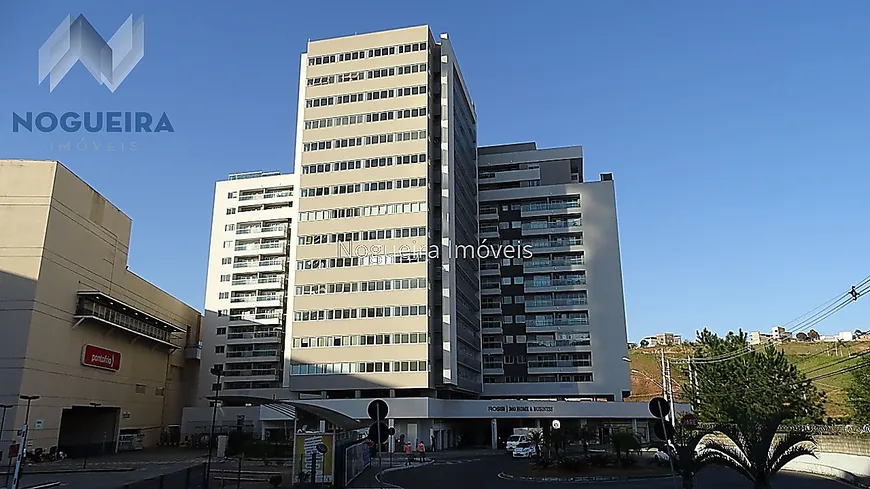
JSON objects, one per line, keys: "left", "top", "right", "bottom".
{"left": 512, "top": 442, "right": 536, "bottom": 459}
{"left": 653, "top": 447, "right": 671, "bottom": 466}
{"left": 505, "top": 434, "right": 526, "bottom": 452}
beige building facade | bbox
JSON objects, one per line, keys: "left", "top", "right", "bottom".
{"left": 0, "top": 160, "right": 202, "bottom": 456}
{"left": 290, "top": 25, "right": 481, "bottom": 398}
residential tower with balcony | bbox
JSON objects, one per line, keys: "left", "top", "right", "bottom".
{"left": 477, "top": 142, "right": 631, "bottom": 401}
{"left": 197, "top": 171, "right": 298, "bottom": 401}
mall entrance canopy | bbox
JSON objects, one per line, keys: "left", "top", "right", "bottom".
{"left": 206, "top": 395, "right": 369, "bottom": 431}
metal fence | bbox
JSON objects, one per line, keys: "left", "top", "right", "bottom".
{"left": 116, "top": 463, "right": 206, "bottom": 489}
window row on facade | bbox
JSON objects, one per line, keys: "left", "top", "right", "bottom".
{"left": 300, "top": 177, "right": 427, "bottom": 197}
{"left": 292, "top": 331, "right": 428, "bottom": 348}
{"left": 293, "top": 304, "right": 428, "bottom": 322}
{"left": 305, "top": 85, "right": 427, "bottom": 108}
{"left": 302, "top": 153, "right": 427, "bottom": 175}
{"left": 295, "top": 277, "right": 427, "bottom": 296}
{"left": 296, "top": 252, "right": 427, "bottom": 271}
{"left": 297, "top": 226, "right": 427, "bottom": 246}
{"left": 304, "top": 106, "right": 427, "bottom": 130}
{"left": 302, "top": 130, "right": 427, "bottom": 152}
{"left": 307, "top": 62, "right": 427, "bottom": 86}
{"left": 291, "top": 360, "right": 430, "bottom": 376}
{"left": 298, "top": 201, "right": 426, "bottom": 222}
{"left": 307, "top": 42, "right": 427, "bottom": 66}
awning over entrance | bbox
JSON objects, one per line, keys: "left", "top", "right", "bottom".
{"left": 206, "top": 395, "right": 368, "bottom": 431}
{"left": 73, "top": 290, "right": 185, "bottom": 348}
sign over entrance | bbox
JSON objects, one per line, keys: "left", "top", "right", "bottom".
{"left": 81, "top": 344, "right": 121, "bottom": 371}
{"left": 486, "top": 403, "right": 554, "bottom": 414}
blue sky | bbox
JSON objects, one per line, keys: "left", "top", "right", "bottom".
{"left": 1, "top": 1, "right": 868, "bottom": 342}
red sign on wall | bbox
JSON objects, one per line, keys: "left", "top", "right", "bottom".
{"left": 81, "top": 345, "right": 121, "bottom": 372}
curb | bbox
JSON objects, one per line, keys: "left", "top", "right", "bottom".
{"left": 1, "top": 467, "right": 137, "bottom": 475}
{"left": 497, "top": 471, "right": 675, "bottom": 484}
{"left": 374, "top": 460, "right": 435, "bottom": 488}
{"left": 782, "top": 468, "right": 870, "bottom": 489}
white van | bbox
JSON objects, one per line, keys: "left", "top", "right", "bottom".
{"left": 505, "top": 434, "right": 527, "bottom": 452}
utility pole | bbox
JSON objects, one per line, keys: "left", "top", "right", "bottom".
{"left": 659, "top": 349, "right": 668, "bottom": 403}
{"left": 665, "top": 360, "right": 676, "bottom": 423}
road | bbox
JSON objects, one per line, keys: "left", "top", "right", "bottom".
{"left": 382, "top": 451, "right": 853, "bottom": 489}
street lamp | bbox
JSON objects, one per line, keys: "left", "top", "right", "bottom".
{"left": 1, "top": 403, "right": 13, "bottom": 488}
{"left": 204, "top": 365, "right": 223, "bottom": 489}
{"left": 83, "top": 402, "right": 102, "bottom": 469}
{"left": 16, "top": 395, "right": 40, "bottom": 489}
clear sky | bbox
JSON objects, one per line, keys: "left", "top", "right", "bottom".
{"left": 1, "top": 1, "right": 868, "bottom": 342}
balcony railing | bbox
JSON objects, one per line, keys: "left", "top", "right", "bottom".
{"left": 480, "top": 262, "right": 500, "bottom": 271}
{"left": 236, "top": 225, "right": 287, "bottom": 235}
{"left": 525, "top": 258, "right": 585, "bottom": 269}
{"left": 522, "top": 219, "right": 582, "bottom": 231}
{"left": 527, "top": 238, "right": 583, "bottom": 249}
{"left": 223, "top": 369, "right": 279, "bottom": 377}
{"left": 528, "top": 359, "right": 592, "bottom": 368}
{"left": 232, "top": 259, "right": 285, "bottom": 269}
{"left": 238, "top": 191, "right": 293, "bottom": 201}
{"left": 226, "top": 331, "right": 281, "bottom": 340}
{"left": 228, "top": 313, "right": 282, "bottom": 322}
{"left": 526, "top": 299, "right": 587, "bottom": 308}
{"left": 526, "top": 278, "right": 587, "bottom": 288}
{"left": 229, "top": 294, "right": 284, "bottom": 304}
{"left": 231, "top": 275, "right": 284, "bottom": 286}
{"left": 527, "top": 318, "right": 590, "bottom": 327}
{"left": 226, "top": 350, "right": 279, "bottom": 358}
{"left": 527, "top": 340, "right": 591, "bottom": 348}
{"left": 234, "top": 242, "right": 286, "bottom": 252}
{"left": 521, "top": 201, "right": 581, "bottom": 213}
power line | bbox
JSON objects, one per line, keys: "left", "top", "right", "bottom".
{"left": 672, "top": 276, "right": 869, "bottom": 366}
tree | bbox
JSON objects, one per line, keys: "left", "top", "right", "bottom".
{"left": 682, "top": 329, "right": 825, "bottom": 424}
{"left": 671, "top": 431, "right": 721, "bottom": 489}
{"left": 575, "top": 426, "right": 596, "bottom": 457}
{"left": 703, "top": 411, "right": 817, "bottom": 489}
{"left": 527, "top": 429, "right": 544, "bottom": 459}
{"left": 808, "top": 329, "right": 820, "bottom": 341}
{"left": 640, "top": 339, "right": 650, "bottom": 348}
{"left": 845, "top": 355, "right": 870, "bottom": 423}
{"left": 795, "top": 332, "right": 808, "bottom": 342}
{"left": 628, "top": 342, "right": 638, "bottom": 349}
{"left": 609, "top": 428, "right": 640, "bottom": 465}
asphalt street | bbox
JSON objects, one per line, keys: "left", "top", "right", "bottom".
{"left": 381, "top": 452, "right": 853, "bottom": 489}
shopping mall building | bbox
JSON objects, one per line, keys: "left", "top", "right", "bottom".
{"left": 0, "top": 160, "right": 203, "bottom": 456}
{"left": 181, "top": 25, "right": 686, "bottom": 448}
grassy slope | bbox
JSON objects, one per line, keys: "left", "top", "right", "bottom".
{"left": 628, "top": 341, "right": 870, "bottom": 418}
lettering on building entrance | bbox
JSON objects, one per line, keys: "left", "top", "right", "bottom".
{"left": 486, "top": 404, "right": 554, "bottom": 413}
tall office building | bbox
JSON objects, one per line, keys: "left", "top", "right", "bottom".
{"left": 289, "top": 25, "right": 480, "bottom": 400}
{"left": 186, "top": 26, "right": 651, "bottom": 449}
{"left": 198, "top": 171, "right": 298, "bottom": 402}
{"left": 477, "top": 143, "right": 631, "bottom": 401}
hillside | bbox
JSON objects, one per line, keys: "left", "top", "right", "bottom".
{"left": 627, "top": 341, "right": 870, "bottom": 418}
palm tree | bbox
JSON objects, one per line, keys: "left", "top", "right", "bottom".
{"left": 702, "top": 411, "right": 817, "bottom": 489}
{"left": 527, "top": 429, "right": 544, "bottom": 459}
{"left": 670, "top": 431, "right": 719, "bottom": 489}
